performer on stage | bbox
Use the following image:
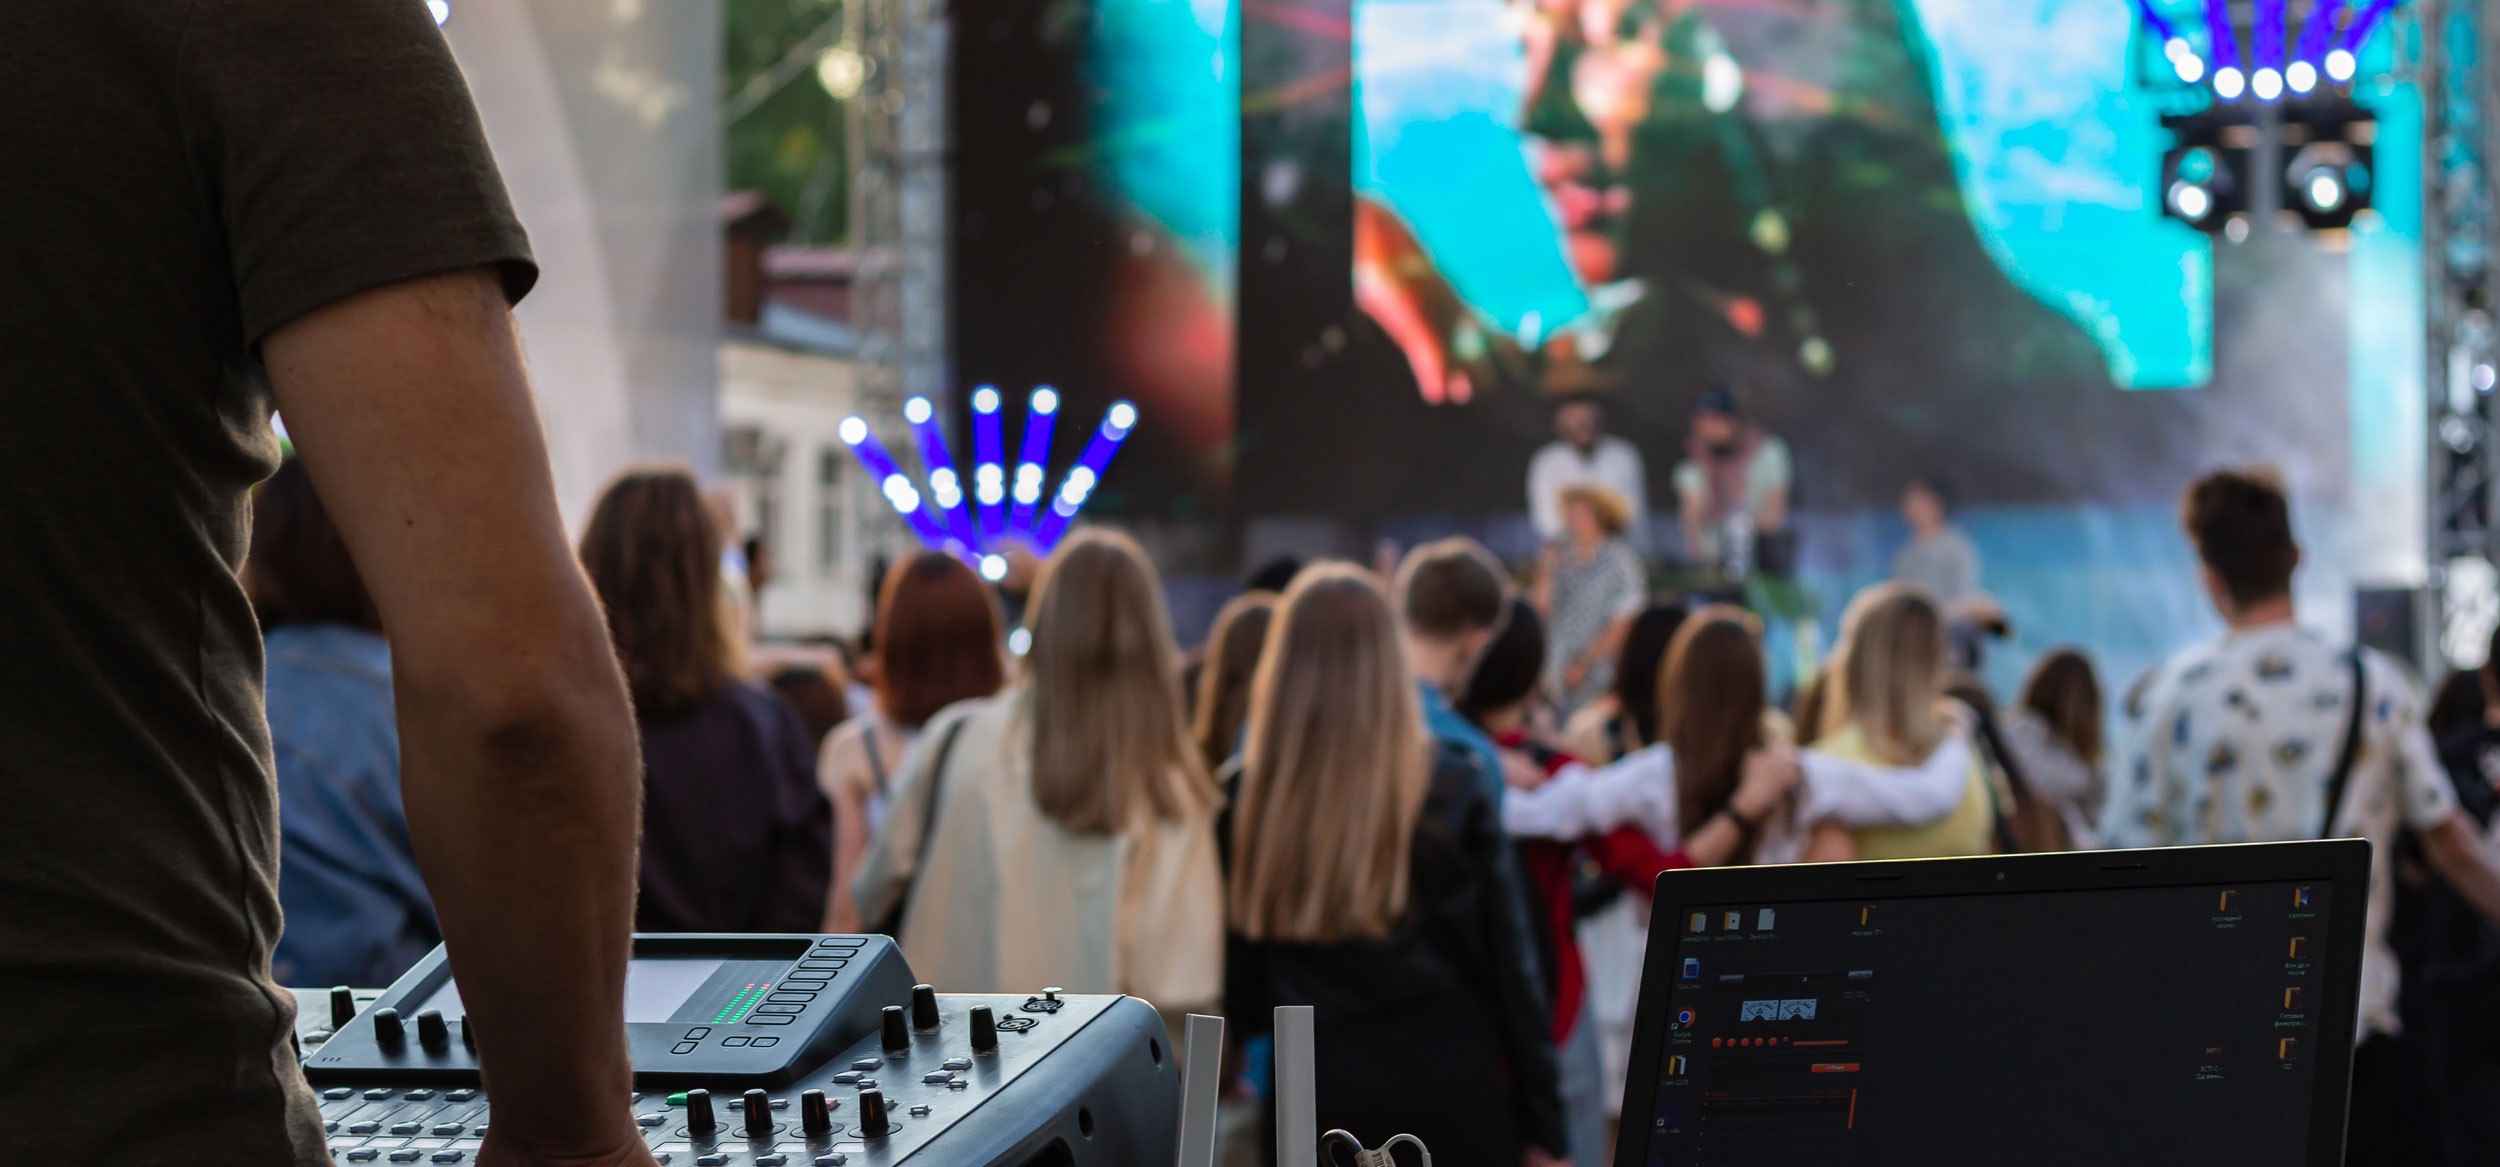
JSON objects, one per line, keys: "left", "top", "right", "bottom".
{"left": 1673, "top": 387, "right": 1791, "bottom": 575}
{"left": 1528, "top": 394, "right": 1649, "bottom": 549}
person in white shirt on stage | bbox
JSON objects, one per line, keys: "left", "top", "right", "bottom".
{"left": 1528, "top": 393, "right": 1649, "bottom": 549}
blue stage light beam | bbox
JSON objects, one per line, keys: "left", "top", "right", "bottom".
{"left": 839, "top": 415, "right": 949, "bottom": 550}
{"left": 2293, "top": 0, "right": 2345, "bottom": 76}
{"left": 971, "top": 385, "right": 1007, "bottom": 542}
{"left": 1033, "top": 401, "right": 1139, "bottom": 553}
{"left": 1007, "top": 386, "right": 1060, "bottom": 543}
{"left": 903, "top": 394, "right": 982, "bottom": 553}
{"left": 2248, "top": 0, "right": 2287, "bottom": 99}
{"left": 2128, "top": 0, "right": 2179, "bottom": 46}
{"left": 2201, "top": 0, "right": 2241, "bottom": 71}
{"left": 2339, "top": 0, "right": 2395, "bottom": 53}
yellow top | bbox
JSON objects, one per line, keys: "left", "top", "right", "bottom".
{"left": 1820, "top": 723, "right": 1998, "bottom": 859}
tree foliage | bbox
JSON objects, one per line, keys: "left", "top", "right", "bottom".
{"left": 725, "top": 0, "right": 848, "bottom": 245}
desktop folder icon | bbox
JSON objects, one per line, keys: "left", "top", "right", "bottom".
{"left": 2219, "top": 890, "right": 2238, "bottom": 912}
{"left": 1668, "top": 1056, "right": 1689, "bottom": 1076}
{"left": 2295, "top": 886, "right": 2314, "bottom": 910}
{"left": 1725, "top": 911, "right": 1743, "bottom": 931}
{"left": 2279, "top": 1038, "right": 2298, "bottom": 1062}
{"left": 2289, "top": 937, "right": 2309, "bottom": 960}
{"left": 2284, "top": 987, "right": 2304, "bottom": 1011}
{"left": 1690, "top": 912, "right": 1708, "bottom": 934}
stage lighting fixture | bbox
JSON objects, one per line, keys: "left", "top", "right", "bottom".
{"left": 2251, "top": 67, "right": 2283, "bottom": 102}
{"left": 1007, "top": 386, "right": 1061, "bottom": 540}
{"left": 2286, "top": 60, "right": 2317, "bottom": 93}
{"left": 1032, "top": 402, "right": 1141, "bottom": 552}
{"left": 2158, "top": 117, "right": 2253, "bottom": 235}
{"left": 2175, "top": 53, "right": 2207, "bottom": 84}
{"left": 2213, "top": 66, "right": 2246, "bottom": 100}
{"left": 970, "top": 385, "right": 1006, "bottom": 539}
{"left": 904, "top": 395, "right": 934, "bottom": 425}
{"left": 979, "top": 554, "right": 1008, "bottom": 583}
{"left": 428, "top": 0, "right": 450, "bottom": 25}
{"left": 2324, "top": 49, "right": 2356, "bottom": 83}
{"left": 2283, "top": 102, "right": 2375, "bottom": 231}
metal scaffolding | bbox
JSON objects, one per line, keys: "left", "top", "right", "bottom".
{"left": 2424, "top": 0, "right": 2500, "bottom": 665}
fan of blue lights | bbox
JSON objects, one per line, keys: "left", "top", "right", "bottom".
{"left": 838, "top": 387, "right": 1138, "bottom": 577}
{"left": 2136, "top": 0, "right": 2393, "bottom": 101}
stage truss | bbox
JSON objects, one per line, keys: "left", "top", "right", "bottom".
{"left": 2425, "top": 0, "right": 2500, "bottom": 667}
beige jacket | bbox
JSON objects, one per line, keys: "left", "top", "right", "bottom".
{"left": 849, "top": 688, "right": 1223, "bottom": 1019}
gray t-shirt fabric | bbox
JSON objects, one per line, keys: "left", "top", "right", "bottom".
{"left": 1, "top": 3, "right": 533, "bottom": 1161}
{"left": 1893, "top": 527, "right": 1980, "bottom": 603}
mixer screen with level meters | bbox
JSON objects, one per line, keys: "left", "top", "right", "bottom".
{"left": 301, "top": 934, "right": 1177, "bottom": 1166}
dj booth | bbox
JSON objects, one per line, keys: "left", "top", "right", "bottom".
{"left": 299, "top": 935, "right": 1174, "bottom": 1166}
{"left": 291, "top": 841, "right": 2372, "bottom": 1167}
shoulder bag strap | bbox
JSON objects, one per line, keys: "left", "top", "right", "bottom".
{"left": 875, "top": 715, "right": 970, "bottom": 938}
{"left": 862, "top": 723, "right": 890, "bottom": 799}
{"left": 2322, "top": 652, "right": 2369, "bottom": 839}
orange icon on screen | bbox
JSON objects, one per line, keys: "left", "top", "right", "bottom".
{"left": 2284, "top": 987, "right": 2304, "bottom": 1011}
{"left": 2289, "top": 937, "right": 2309, "bottom": 960}
{"left": 2219, "top": 890, "right": 2239, "bottom": 912}
{"left": 2279, "top": 1038, "right": 2299, "bottom": 1062}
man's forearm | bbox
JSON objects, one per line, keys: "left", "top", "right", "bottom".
{"left": 396, "top": 614, "right": 645, "bottom": 1153}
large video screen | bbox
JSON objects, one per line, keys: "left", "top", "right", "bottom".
{"left": 1234, "top": 0, "right": 2391, "bottom": 522}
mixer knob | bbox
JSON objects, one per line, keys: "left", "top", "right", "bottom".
{"left": 743, "top": 1089, "right": 773, "bottom": 1139}
{"left": 911, "top": 984, "right": 941, "bottom": 1031}
{"left": 881, "top": 1004, "right": 909, "bottom": 1052}
{"left": 856, "top": 1088, "right": 892, "bottom": 1138}
{"left": 460, "top": 1018, "right": 478, "bottom": 1053}
{"left": 372, "top": 1007, "right": 404, "bottom": 1049}
{"left": 416, "top": 1009, "right": 450, "bottom": 1052}
{"left": 686, "top": 1088, "right": 717, "bottom": 1137}
{"left": 799, "top": 1090, "right": 832, "bottom": 1137}
{"left": 969, "top": 1005, "right": 998, "bottom": 1053}
{"left": 329, "top": 986, "right": 357, "bottom": 1029}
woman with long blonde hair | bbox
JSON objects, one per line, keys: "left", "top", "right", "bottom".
{"left": 1804, "top": 583, "right": 1997, "bottom": 861}
{"left": 1226, "top": 564, "right": 1568, "bottom": 1167}
{"left": 852, "top": 529, "right": 1222, "bottom": 1020}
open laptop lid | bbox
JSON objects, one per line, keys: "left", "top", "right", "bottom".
{"left": 1615, "top": 841, "right": 2372, "bottom": 1167}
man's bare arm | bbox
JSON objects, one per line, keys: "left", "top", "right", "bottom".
{"left": 264, "top": 269, "right": 650, "bottom": 1164}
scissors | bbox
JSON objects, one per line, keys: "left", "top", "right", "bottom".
{"left": 1320, "top": 1129, "right": 1432, "bottom": 1167}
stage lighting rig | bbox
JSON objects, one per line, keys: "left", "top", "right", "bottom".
{"left": 838, "top": 387, "right": 1139, "bottom": 561}
{"left": 2140, "top": 3, "right": 2386, "bottom": 237}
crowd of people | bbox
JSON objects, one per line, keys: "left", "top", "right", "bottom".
{"left": 254, "top": 458, "right": 2500, "bottom": 1167}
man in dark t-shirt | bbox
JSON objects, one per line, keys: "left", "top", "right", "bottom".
{"left": 3, "top": 4, "right": 652, "bottom": 1164}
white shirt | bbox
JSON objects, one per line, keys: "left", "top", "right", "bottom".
{"left": 1528, "top": 436, "right": 1649, "bottom": 544}
{"left": 2101, "top": 623, "right": 2457, "bottom": 1035}
{"left": 1501, "top": 732, "right": 1979, "bottom": 865}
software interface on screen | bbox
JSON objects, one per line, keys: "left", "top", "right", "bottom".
{"left": 1649, "top": 881, "right": 2333, "bottom": 1167}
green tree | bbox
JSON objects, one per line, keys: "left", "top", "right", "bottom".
{"left": 725, "top": 0, "right": 849, "bottom": 245}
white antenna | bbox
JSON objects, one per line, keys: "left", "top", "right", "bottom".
{"left": 1175, "top": 1014, "right": 1225, "bottom": 1167}
{"left": 1274, "top": 1006, "right": 1317, "bottom": 1167}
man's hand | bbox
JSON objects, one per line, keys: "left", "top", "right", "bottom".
{"left": 265, "top": 268, "right": 650, "bottom": 1164}
{"left": 1734, "top": 743, "right": 1802, "bottom": 821}
{"left": 1502, "top": 749, "right": 1554, "bottom": 792}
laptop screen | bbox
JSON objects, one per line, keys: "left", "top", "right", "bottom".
{"left": 1641, "top": 878, "right": 2337, "bottom": 1166}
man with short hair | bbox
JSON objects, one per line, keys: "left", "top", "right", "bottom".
{"left": 1527, "top": 394, "right": 1649, "bottom": 548}
{"left": 2104, "top": 468, "right": 2500, "bottom": 1164}
{"left": 5, "top": 4, "right": 651, "bottom": 1163}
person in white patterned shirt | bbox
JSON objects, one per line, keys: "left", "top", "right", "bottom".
{"left": 2102, "top": 468, "right": 2500, "bottom": 1165}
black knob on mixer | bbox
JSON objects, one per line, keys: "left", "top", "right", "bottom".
{"left": 372, "top": 1007, "right": 404, "bottom": 1048}
{"left": 743, "top": 1089, "right": 773, "bottom": 1139}
{"left": 800, "top": 1090, "right": 832, "bottom": 1137}
{"left": 460, "top": 1018, "right": 479, "bottom": 1053}
{"left": 882, "top": 1004, "right": 910, "bottom": 1051}
{"left": 857, "top": 1088, "right": 892, "bottom": 1138}
{"left": 416, "top": 1009, "right": 450, "bottom": 1052}
{"left": 912, "top": 983, "right": 941, "bottom": 1030}
{"left": 686, "top": 1088, "right": 717, "bottom": 1137}
{"left": 969, "top": 1005, "right": 998, "bottom": 1053}
{"left": 329, "top": 986, "right": 357, "bottom": 1030}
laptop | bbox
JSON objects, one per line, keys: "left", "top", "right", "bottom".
{"left": 1616, "top": 841, "right": 2371, "bottom": 1167}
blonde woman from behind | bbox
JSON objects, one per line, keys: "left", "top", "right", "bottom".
{"left": 852, "top": 529, "right": 1223, "bottom": 1028}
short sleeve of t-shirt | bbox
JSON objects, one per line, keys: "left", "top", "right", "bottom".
{"left": 2364, "top": 653, "right": 2459, "bottom": 831}
{"left": 180, "top": 0, "right": 536, "bottom": 343}
{"left": 1750, "top": 437, "right": 1794, "bottom": 496}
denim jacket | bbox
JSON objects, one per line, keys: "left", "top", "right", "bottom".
{"left": 264, "top": 624, "right": 437, "bottom": 988}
